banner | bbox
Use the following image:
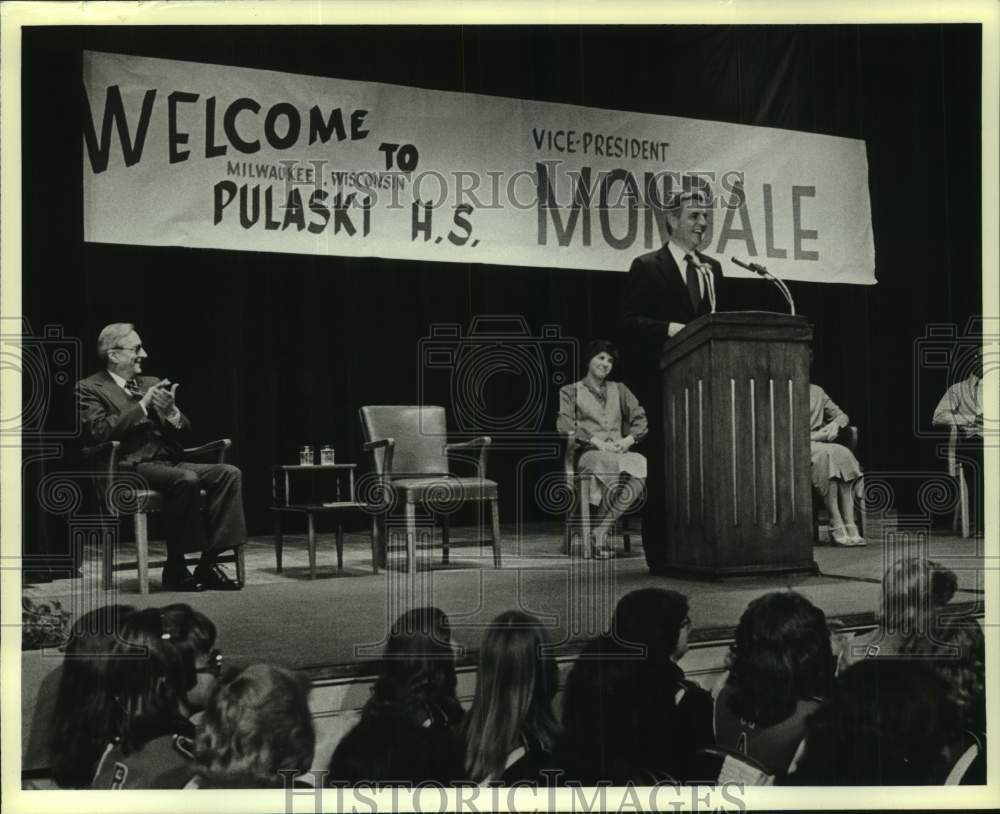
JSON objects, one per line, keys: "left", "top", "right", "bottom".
{"left": 83, "top": 51, "right": 876, "bottom": 284}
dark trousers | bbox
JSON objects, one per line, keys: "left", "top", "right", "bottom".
{"left": 954, "top": 435, "right": 984, "bottom": 533}
{"left": 133, "top": 461, "right": 247, "bottom": 569}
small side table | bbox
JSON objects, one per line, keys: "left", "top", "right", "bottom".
{"left": 269, "top": 464, "right": 380, "bottom": 578}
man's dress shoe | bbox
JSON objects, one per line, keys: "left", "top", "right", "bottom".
{"left": 194, "top": 563, "right": 242, "bottom": 591}
{"left": 162, "top": 568, "right": 206, "bottom": 592}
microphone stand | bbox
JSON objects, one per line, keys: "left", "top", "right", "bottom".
{"left": 731, "top": 257, "right": 796, "bottom": 315}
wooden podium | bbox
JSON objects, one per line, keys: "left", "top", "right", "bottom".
{"left": 658, "top": 312, "right": 817, "bottom": 577}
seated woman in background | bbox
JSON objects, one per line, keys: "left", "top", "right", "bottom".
{"left": 91, "top": 605, "right": 220, "bottom": 789}
{"left": 464, "top": 610, "right": 560, "bottom": 785}
{"left": 809, "top": 383, "right": 865, "bottom": 546}
{"left": 191, "top": 664, "right": 315, "bottom": 788}
{"left": 329, "top": 607, "right": 465, "bottom": 785}
{"left": 784, "top": 659, "right": 965, "bottom": 785}
{"left": 50, "top": 604, "right": 135, "bottom": 789}
{"left": 557, "top": 339, "right": 647, "bottom": 559}
{"left": 714, "top": 591, "right": 835, "bottom": 777}
{"left": 610, "top": 588, "right": 713, "bottom": 782}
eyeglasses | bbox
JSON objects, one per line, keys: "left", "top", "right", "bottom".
{"left": 195, "top": 649, "right": 223, "bottom": 676}
{"left": 111, "top": 344, "right": 144, "bottom": 354}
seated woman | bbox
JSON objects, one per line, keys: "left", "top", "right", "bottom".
{"left": 809, "top": 383, "right": 864, "bottom": 546}
{"left": 329, "top": 607, "right": 465, "bottom": 786}
{"left": 714, "top": 591, "right": 835, "bottom": 777}
{"left": 50, "top": 604, "right": 135, "bottom": 789}
{"left": 463, "top": 610, "right": 560, "bottom": 785}
{"left": 557, "top": 339, "right": 647, "bottom": 558}
{"left": 191, "top": 664, "right": 315, "bottom": 788}
{"left": 91, "top": 606, "right": 220, "bottom": 789}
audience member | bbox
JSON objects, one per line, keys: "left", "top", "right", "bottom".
{"left": 192, "top": 664, "right": 315, "bottom": 788}
{"left": 91, "top": 606, "right": 218, "bottom": 788}
{"left": 809, "top": 383, "right": 865, "bottom": 545}
{"left": 328, "top": 607, "right": 464, "bottom": 786}
{"left": 557, "top": 339, "right": 647, "bottom": 558}
{"left": 50, "top": 604, "right": 135, "bottom": 788}
{"left": 464, "top": 611, "right": 560, "bottom": 784}
{"left": 714, "top": 591, "right": 835, "bottom": 777}
{"left": 611, "top": 588, "right": 713, "bottom": 779}
{"left": 784, "top": 659, "right": 964, "bottom": 785}
{"left": 557, "top": 589, "right": 705, "bottom": 784}
{"left": 854, "top": 556, "right": 958, "bottom": 658}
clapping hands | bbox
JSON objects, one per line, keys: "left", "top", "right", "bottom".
{"left": 141, "top": 379, "right": 180, "bottom": 417}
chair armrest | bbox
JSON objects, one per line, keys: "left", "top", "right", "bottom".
{"left": 183, "top": 438, "right": 232, "bottom": 463}
{"left": 80, "top": 441, "right": 120, "bottom": 491}
{"left": 836, "top": 425, "right": 859, "bottom": 451}
{"left": 559, "top": 430, "right": 577, "bottom": 477}
{"left": 362, "top": 437, "right": 395, "bottom": 477}
{"left": 445, "top": 436, "right": 491, "bottom": 479}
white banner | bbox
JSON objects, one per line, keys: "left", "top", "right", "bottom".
{"left": 83, "top": 51, "right": 876, "bottom": 284}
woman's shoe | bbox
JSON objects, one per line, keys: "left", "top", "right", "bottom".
{"left": 830, "top": 525, "right": 853, "bottom": 546}
{"left": 845, "top": 524, "right": 866, "bottom": 545}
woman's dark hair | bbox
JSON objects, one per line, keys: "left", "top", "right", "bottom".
{"left": 159, "top": 603, "right": 217, "bottom": 694}
{"left": 558, "top": 633, "right": 679, "bottom": 785}
{"left": 581, "top": 339, "right": 620, "bottom": 376}
{"left": 899, "top": 615, "right": 986, "bottom": 733}
{"left": 194, "top": 664, "right": 315, "bottom": 788}
{"left": 786, "top": 659, "right": 962, "bottom": 785}
{"left": 611, "top": 588, "right": 689, "bottom": 663}
{"left": 463, "top": 610, "right": 560, "bottom": 782}
{"left": 366, "top": 607, "right": 463, "bottom": 727}
{"left": 50, "top": 604, "right": 135, "bottom": 788}
{"left": 726, "top": 591, "right": 834, "bottom": 727}
{"left": 106, "top": 608, "right": 198, "bottom": 754}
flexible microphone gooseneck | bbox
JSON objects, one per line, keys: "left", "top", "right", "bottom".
{"left": 731, "top": 257, "right": 796, "bottom": 315}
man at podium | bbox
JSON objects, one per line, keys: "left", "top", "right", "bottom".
{"left": 620, "top": 188, "right": 725, "bottom": 573}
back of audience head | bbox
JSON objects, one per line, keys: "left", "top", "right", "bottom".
{"left": 159, "top": 603, "right": 219, "bottom": 713}
{"left": 194, "top": 663, "right": 314, "bottom": 788}
{"left": 899, "top": 614, "right": 986, "bottom": 733}
{"left": 611, "top": 588, "right": 691, "bottom": 663}
{"left": 787, "top": 658, "right": 962, "bottom": 785}
{"left": 726, "top": 591, "right": 834, "bottom": 727}
{"left": 108, "top": 607, "right": 211, "bottom": 753}
{"left": 51, "top": 604, "right": 135, "bottom": 788}
{"left": 464, "top": 610, "right": 559, "bottom": 782}
{"left": 369, "top": 606, "right": 462, "bottom": 727}
{"left": 878, "top": 556, "right": 957, "bottom": 641}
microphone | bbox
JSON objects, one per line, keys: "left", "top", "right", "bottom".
{"left": 731, "top": 257, "right": 768, "bottom": 276}
{"left": 731, "top": 257, "right": 796, "bottom": 316}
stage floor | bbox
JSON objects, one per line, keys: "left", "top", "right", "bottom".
{"left": 23, "top": 522, "right": 986, "bottom": 677}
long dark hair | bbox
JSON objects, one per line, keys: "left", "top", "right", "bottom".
{"left": 50, "top": 604, "right": 135, "bottom": 788}
{"left": 366, "top": 607, "right": 463, "bottom": 727}
{"left": 107, "top": 608, "right": 197, "bottom": 754}
{"left": 726, "top": 591, "right": 834, "bottom": 727}
{"left": 159, "top": 603, "right": 217, "bottom": 698}
{"left": 464, "top": 610, "right": 560, "bottom": 781}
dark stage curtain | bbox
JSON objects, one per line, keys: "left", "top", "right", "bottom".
{"left": 20, "top": 25, "right": 982, "bottom": 560}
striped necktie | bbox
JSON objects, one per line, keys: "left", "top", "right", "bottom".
{"left": 124, "top": 378, "right": 142, "bottom": 400}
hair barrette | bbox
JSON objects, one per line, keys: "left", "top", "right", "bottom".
{"left": 161, "top": 632, "right": 171, "bottom": 640}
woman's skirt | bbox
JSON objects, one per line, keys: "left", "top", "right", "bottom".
{"left": 577, "top": 450, "right": 648, "bottom": 506}
{"left": 810, "top": 441, "right": 862, "bottom": 498}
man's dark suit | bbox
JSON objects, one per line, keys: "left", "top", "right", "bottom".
{"left": 620, "top": 246, "right": 724, "bottom": 571}
{"left": 76, "top": 370, "right": 246, "bottom": 566}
